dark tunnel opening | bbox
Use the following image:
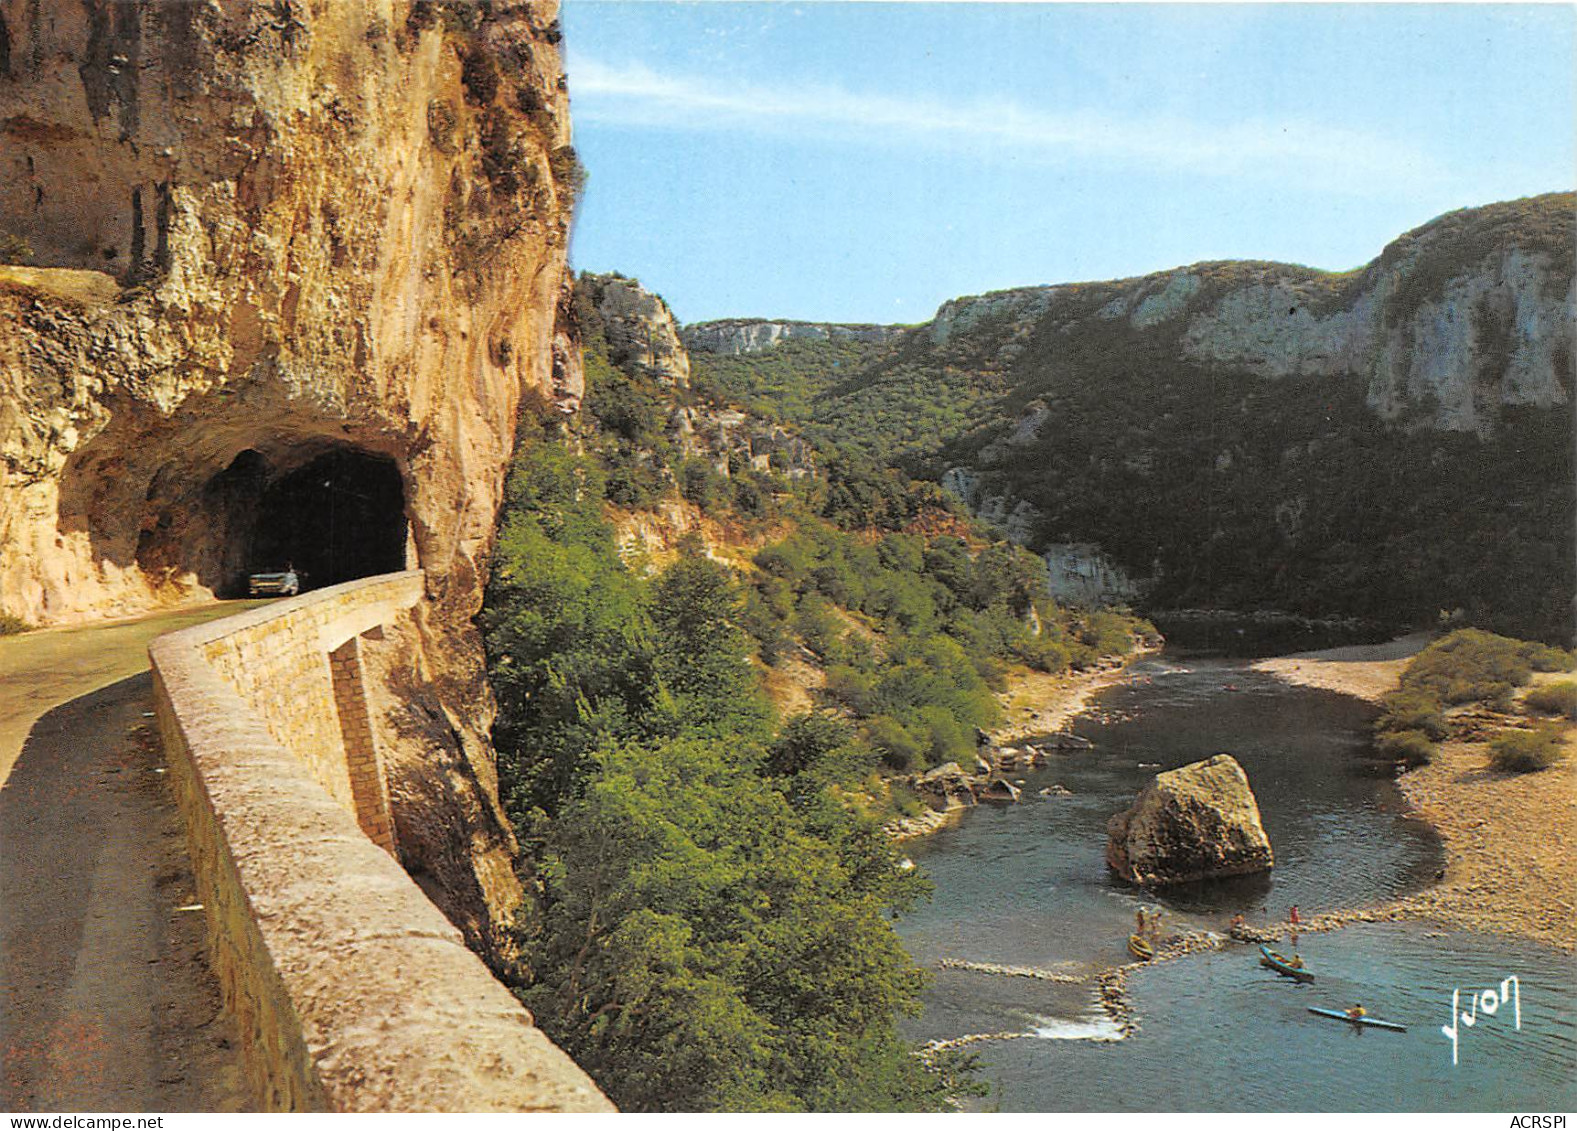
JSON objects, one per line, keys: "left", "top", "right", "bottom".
{"left": 248, "top": 448, "right": 408, "bottom": 592}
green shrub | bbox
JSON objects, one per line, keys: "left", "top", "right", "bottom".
{"left": 1402, "top": 629, "right": 1536, "bottom": 704}
{"left": 0, "top": 612, "right": 31, "bottom": 636}
{"left": 1011, "top": 633, "right": 1071, "bottom": 674}
{"left": 1375, "top": 729, "right": 1435, "bottom": 767}
{"left": 1488, "top": 725, "right": 1568, "bottom": 773}
{"left": 738, "top": 588, "right": 791, "bottom": 665}
{"left": 1524, "top": 681, "right": 1577, "bottom": 720}
{"left": 1375, "top": 689, "right": 1448, "bottom": 740}
{"left": 794, "top": 594, "right": 845, "bottom": 659}
{"left": 602, "top": 461, "right": 666, "bottom": 507}
{"left": 765, "top": 712, "right": 856, "bottom": 778}
{"left": 1523, "top": 642, "right": 1577, "bottom": 673}
{"left": 865, "top": 715, "right": 925, "bottom": 772}
{"left": 678, "top": 458, "right": 728, "bottom": 509}
{"left": 889, "top": 782, "right": 926, "bottom": 819}
{"left": 548, "top": 144, "right": 586, "bottom": 204}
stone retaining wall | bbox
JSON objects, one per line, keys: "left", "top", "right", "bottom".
{"left": 147, "top": 573, "right": 611, "bottom": 1112}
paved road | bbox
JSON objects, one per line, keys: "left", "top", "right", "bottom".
{"left": 0, "top": 604, "right": 263, "bottom": 1111}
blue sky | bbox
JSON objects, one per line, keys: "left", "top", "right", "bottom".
{"left": 560, "top": 3, "right": 1575, "bottom": 325}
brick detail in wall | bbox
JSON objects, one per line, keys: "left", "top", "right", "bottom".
{"left": 328, "top": 635, "right": 397, "bottom": 855}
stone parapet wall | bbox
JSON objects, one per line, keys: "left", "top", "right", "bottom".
{"left": 196, "top": 572, "right": 426, "bottom": 818}
{"left": 147, "top": 573, "right": 612, "bottom": 1112}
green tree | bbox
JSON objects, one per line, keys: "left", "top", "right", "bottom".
{"left": 649, "top": 547, "right": 776, "bottom": 745}
{"left": 519, "top": 738, "right": 946, "bottom": 1112}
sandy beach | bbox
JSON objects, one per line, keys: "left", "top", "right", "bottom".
{"left": 1255, "top": 634, "right": 1577, "bottom": 953}
{"left": 1250, "top": 632, "right": 1432, "bottom": 702}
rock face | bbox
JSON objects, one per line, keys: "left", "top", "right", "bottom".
{"left": 913, "top": 761, "right": 979, "bottom": 812}
{"left": 575, "top": 274, "right": 818, "bottom": 482}
{"left": 579, "top": 272, "right": 690, "bottom": 387}
{"left": 1041, "top": 543, "right": 1142, "bottom": 607}
{"left": 0, "top": 1, "right": 577, "bottom": 961}
{"left": 1106, "top": 755, "right": 1274, "bottom": 886}
{"left": 924, "top": 197, "right": 1573, "bottom": 635}
{"left": 682, "top": 318, "right": 906, "bottom": 356}
{"left": 934, "top": 196, "right": 1573, "bottom": 437}
{"left": 0, "top": 0, "right": 578, "bottom": 626}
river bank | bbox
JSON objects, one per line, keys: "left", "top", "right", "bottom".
{"left": 1249, "top": 631, "right": 1431, "bottom": 701}
{"left": 885, "top": 654, "right": 1146, "bottom": 841}
{"left": 992, "top": 656, "right": 1146, "bottom": 744}
{"left": 1253, "top": 634, "right": 1577, "bottom": 953}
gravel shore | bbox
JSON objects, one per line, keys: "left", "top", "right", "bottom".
{"left": 1254, "top": 635, "right": 1577, "bottom": 953}
{"left": 992, "top": 658, "right": 1146, "bottom": 745}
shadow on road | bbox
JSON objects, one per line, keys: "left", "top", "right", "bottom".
{"left": 0, "top": 674, "right": 250, "bottom": 1112}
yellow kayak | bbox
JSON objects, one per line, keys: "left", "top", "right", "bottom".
{"left": 1128, "top": 933, "right": 1155, "bottom": 961}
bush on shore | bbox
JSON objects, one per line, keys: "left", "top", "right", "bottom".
{"left": 1374, "top": 688, "right": 1448, "bottom": 740}
{"left": 1523, "top": 680, "right": 1577, "bottom": 720}
{"left": 1375, "top": 728, "right": 1435, "bottom": 767}
{"left": 1401, "top": 629, "right": 1573, "bottom": 706}
{"left": 1487, "top": 725, "right": 1568, "bottom": 773}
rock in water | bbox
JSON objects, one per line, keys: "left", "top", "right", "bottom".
{"left": 979, "top": 778, "right": 1021, "bottom": 804}
{"left": 915, "top": 762, "right": 977, "bottom": 811}
{"left": 1105, "top": 755, "right": 1273, "bottom": 885}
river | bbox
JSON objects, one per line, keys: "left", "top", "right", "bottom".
{"left": 898, "top": 656, "right": 1577, "bottom": 1111}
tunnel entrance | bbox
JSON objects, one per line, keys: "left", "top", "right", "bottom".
{"left": 250, "top": 449, "right": 408, "bottom": 591}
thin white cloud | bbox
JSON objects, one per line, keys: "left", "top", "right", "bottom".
{"left": 568, "top": 56, "right": 1451, "bottom": 192}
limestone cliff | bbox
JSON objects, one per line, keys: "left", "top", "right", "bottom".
{"left": 696, "top": 195, "right": 1574, "bottom": 638}
{"left": 577, "top": 272, "right": 690, "bottom": 387}
{"left": 932, "top": 195, "right": 1573, "bottom": 437}
{"left": 576, "top": 272, "right": 815, "bottom": 490}
{"left": 685, "top": 195, "right": 1573, "bottom": 438}
{"left": 0, "top": 0, "right": 579, "bottom": 959}
{"left": 683, "top": 317, "right": 906, "bottom": 356}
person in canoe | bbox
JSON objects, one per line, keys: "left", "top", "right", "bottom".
{"left": 1265, "top": 948, "right": 1304, "bottom": 969}
{"left": 1346, "top": 1003, "right": 1366, "bottom": 1021}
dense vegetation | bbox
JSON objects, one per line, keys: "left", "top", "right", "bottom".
{"left": 689, "top": 195, "right": 1576, "bottom": 644}
{"left": 741, "top": 519, "right": 1148, "bottom": 772}
{"left": 1396, "top": 629, "right": 1570, "bottom": 707}
{"left": 1372, "top": 629, "right": 1574, "bottom": 769}
{"left": 692, "top": 334, "right": 996, "bottom": 469}
{"left": 482, "top": 435, "right": 982, "bottom": 1111}
{"left": 479, "top": 280, "right": 1150, "bottom": 1111}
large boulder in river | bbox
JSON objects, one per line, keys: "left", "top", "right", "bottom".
{"left": 1105, "top": 755, "right": 1274, "bottom": 885}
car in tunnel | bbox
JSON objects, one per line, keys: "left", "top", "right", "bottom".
{"left": 247, "top": 567, "right": 301, "bottom": 597}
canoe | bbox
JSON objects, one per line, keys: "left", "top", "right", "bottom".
{"left": 1259, "top": 944, "right": 1314, "bottom": 983}
{"left": 1128, "top": 933, "right": 1154, "bottom": 961}
{"left": 1307, "top": 1007, "right": 1407, "bottom": 1032}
